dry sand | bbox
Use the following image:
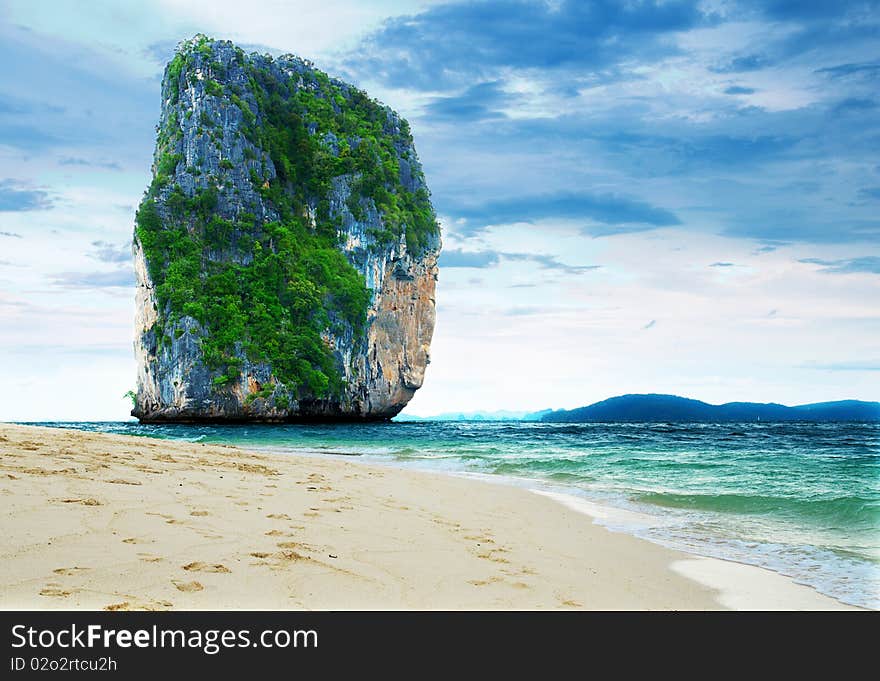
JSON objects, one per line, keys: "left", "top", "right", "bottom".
{"left": 0, "top": 423, "right": 856, "bottom": 610}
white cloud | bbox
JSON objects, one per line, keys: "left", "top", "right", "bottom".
{"left": 403, "top": 226, "right": 880, "bottom": 415}
{"left": 153, "top": 0, "right": 430, "bottom": 57}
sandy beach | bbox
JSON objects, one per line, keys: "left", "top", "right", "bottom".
{"left": 0, "top": 423, "right": 856, "bottom": 610}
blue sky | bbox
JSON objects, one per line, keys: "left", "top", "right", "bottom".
{"left": 0, "top": 0, "right": 877, "bottom": 419}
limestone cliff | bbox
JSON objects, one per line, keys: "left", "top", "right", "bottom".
{"left": 132, "top": 36, "right": 440, "bottom": 422}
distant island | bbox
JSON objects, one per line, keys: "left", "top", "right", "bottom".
{"left": 543, "top": 394, "right": 880, "bottom": 422}
{"left": 398, "top": 394, "right": 880, "bottom": 422}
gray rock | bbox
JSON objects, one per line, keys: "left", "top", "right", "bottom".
{"left": 132, "top": 35, "right": 440, "bottom": 422}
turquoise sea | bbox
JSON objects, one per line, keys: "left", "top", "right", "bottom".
{"left": 29, "top": 420, "right": 879, "bottom": 609}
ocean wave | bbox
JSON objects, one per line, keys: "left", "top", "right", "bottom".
{"left": 635, "top": 491, "right": 879, "bottom": 528}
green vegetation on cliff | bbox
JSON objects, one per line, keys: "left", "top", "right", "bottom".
{"left": 136, "top": 37, "right": 436, "bottom": 400}
{"left": 242, "top": 62, "right": 438, "bottom": 254}
{"left": 137, "top": 196, "right": 369, "bottom": 397}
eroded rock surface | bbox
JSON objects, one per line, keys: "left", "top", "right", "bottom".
{"left": 133, "top": 36, "right": 440, "bottom": 422}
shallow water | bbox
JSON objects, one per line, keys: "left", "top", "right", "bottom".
{"left": 28, "top": 420, "right": 880, "bottom": 609}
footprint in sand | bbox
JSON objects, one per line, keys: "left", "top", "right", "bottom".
{"left": 276, "top": 541, "right": 315, "bottom": 552}
{"left": 476, "top": 549, "right": 510, "bottom": 564}
{"left": 190, "top": 510, "right": 209, "bottom": 516}
{"left": 140, "top": 555, "right": 164, "bottom": 563}
{"left": 104, "top": 600, "right": 173, "bottom": 611}
{"left": 52, "top": 567, "right": 88, "bottom": 576}
{"left": 40, "top": 586, "right": 74, "bottom": 597}
{"left": 468, "top": 577, "right": 502, "bottom": 587}
{"left": 266, "top": 513, "right": 291, "bottom": 520}
{"left": 182, "top": 561, "right": 230, "bottom": 573}
{"left": 277, "top": 550, "right": 309, "bottom": 563}
{"left": 172, "top": 580, "right": 204, "bottom": 592}
{"left": 464, "top": 535, "right": 496, "bottom": 544}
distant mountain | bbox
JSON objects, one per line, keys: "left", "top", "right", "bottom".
{"left": 395, "top": 409, "right": 552, "bottom": 422}
{"left": 541, "top": 394, "right": 880, "bottom": 422}
{"left": 394, "top": 396, "right": 879, "bottom": 423}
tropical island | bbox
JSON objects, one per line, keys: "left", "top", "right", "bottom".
{"left": 133, "top": 35, "right": 440, "bottom": 423}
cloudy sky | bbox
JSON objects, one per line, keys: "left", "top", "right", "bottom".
{"left": 0, "top": 0, "right": 877, "bottom": 420}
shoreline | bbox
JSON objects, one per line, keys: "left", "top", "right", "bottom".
{"left": 529, "top": 489, "right": 865, "bottom": 611}
{"left": 243, "top": 445, "right": 876, "bottom": 610}
{"left": 0, "top": 423, "right": 858, "bottom": 610}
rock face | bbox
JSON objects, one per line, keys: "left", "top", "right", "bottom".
{"left": 133, "top": 36, "right": 440, "bottom": 422}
